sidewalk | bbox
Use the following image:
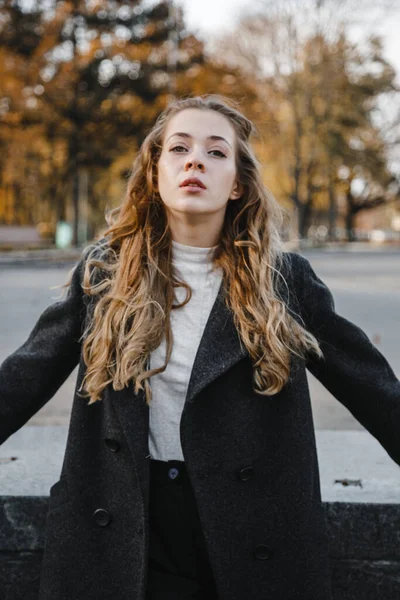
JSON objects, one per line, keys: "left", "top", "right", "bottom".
{"left": 287, "top": 240, "right": 400, "bottom": 253}
{"left": 1, "top": 241, "right": 399, "bottom": 267}
{"left": 0, "top": 246, "right": 86, "bottom": 266}
{"left": 301, "top": 241, "right": 400, "bottom": 253}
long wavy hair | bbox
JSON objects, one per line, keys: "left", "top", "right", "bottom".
{"left": 71, "top": 94, "right": 323, "bottom": 406}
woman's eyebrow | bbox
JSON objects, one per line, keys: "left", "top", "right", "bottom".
{"left": 166, "top": 132, "right": 232, "bottom": 148}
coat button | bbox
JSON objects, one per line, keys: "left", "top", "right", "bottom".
{"left": 168, "top": 467, "right": 179, "bottom": 480}
{"left": 237, "top": 466, "right": 254, "bottom": 481}
{"left": 254, "top": 544, "right": 273, "bottom": 560}
{"left": 104, "top": 438, "right": 120, "bottom": 452}
{"left": 93, "top": 508, "right": 111, "bottom": 527}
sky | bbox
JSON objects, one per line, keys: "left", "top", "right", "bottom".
{"left": 164, "top": 0, "right": 400, "bottom": 174}
{"left": 174, "top": 0, "right": 253, "bottom": 35}
{"left": 171, "top": 0, "right": 400, "bottom": 83}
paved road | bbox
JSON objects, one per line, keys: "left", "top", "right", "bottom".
{"left": 0, "top": 250, "right": 399, "bottom": 429}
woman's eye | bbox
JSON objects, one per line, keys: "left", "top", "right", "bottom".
{"left": 170, "top": 146, "right": 226, "bottom": 158}
{"left": 210, "top": 150, "right": 227, "bottom": 157}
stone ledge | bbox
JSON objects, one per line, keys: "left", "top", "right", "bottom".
{"left": 0, "top": 428, "right": 400, "bottom": 598}
{"left": 1, "top": 497, "right": 400, "bottom": 598}
{"left": 1, "top": 428, "right": 399, "bottom": 502}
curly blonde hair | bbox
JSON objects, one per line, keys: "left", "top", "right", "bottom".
{"left": 73, "top": 94, "right": 322, "bottom": 406}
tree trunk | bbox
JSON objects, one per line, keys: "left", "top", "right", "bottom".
{"left": 345, "top": 189, "right": 356, "bottom": 242}
{"left": 345, "top": 209, "right": 356, "bottom": 242}
{"left": 69, "top": 130, "right": 80, "bottom": 247}
{"left": 72, "top": 167, "right": 79, "bottom": 246}
{"left": 298, "top": 201, "right": 313, "bottom": 239}
{"left": 53, "top": 181, "right": 67, "bottom": 223}
{"left": 327, "top": 169, "right": 337, "bottom": 241}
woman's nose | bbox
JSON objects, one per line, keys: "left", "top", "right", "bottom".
{"left": 184, "top": 153, "right": 205, "bottom": 171}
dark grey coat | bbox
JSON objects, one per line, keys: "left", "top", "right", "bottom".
{"left": 1, "top": 248, "right": 399, "bottom": 600}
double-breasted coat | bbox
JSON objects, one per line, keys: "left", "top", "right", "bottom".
{"left": 0, "top": 246, "right": 399, "bottom": 600}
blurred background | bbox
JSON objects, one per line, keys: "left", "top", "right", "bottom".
{"left": 0, "top": 0, "right": 399, "bottom": 248}
{"left": 0, "top": 0, "right": 399, "bottom": 428}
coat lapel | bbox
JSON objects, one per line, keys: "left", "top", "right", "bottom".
{"left": 110, "top": 278, "right": 248, "bottom": 466}
{"left": 184, "top": 279, "right": 248, "bottom": 405}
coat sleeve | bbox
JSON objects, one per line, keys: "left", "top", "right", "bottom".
{"left": 0, "top": 253, "right": 88, "bottom": 445}
{"left": 293, "top": 252, "right": 400, "bottom": 467}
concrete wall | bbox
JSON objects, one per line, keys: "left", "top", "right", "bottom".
{"left": 1, "top": 428, "right": 400, "bottom": 599}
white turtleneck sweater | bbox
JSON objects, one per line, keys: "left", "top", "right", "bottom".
{"left": 148, "top": 240, "right": 224, "bottom": 462}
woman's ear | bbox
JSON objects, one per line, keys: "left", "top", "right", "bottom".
{"left": 229, "top": 180, "right": 244, "bottom": 201}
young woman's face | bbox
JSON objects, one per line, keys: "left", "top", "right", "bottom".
{"left": 157, "top": 108, "right": 242, "bottom": 242}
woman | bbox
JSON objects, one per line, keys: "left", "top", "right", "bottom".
{"left": 0, "top": 94, "right": 399, "bottom": 600}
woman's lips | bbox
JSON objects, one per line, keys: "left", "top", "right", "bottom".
{"left": 180, "top": 185, "right": 206, "bottom": 192}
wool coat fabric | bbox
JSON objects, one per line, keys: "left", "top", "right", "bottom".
{"left": 0, "top": 246, "right": 399, "bottom": 600}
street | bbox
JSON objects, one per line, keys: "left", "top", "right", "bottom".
{"left": 0, "top": 249, "right": 399, "bottom": 429}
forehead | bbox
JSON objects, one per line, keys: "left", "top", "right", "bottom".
{"left": 163, "top": 108, "right": 236, "bottom": 145}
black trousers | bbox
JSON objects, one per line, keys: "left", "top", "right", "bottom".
{"left": 146, "top": 459, "right": 219, "bottom": 600}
